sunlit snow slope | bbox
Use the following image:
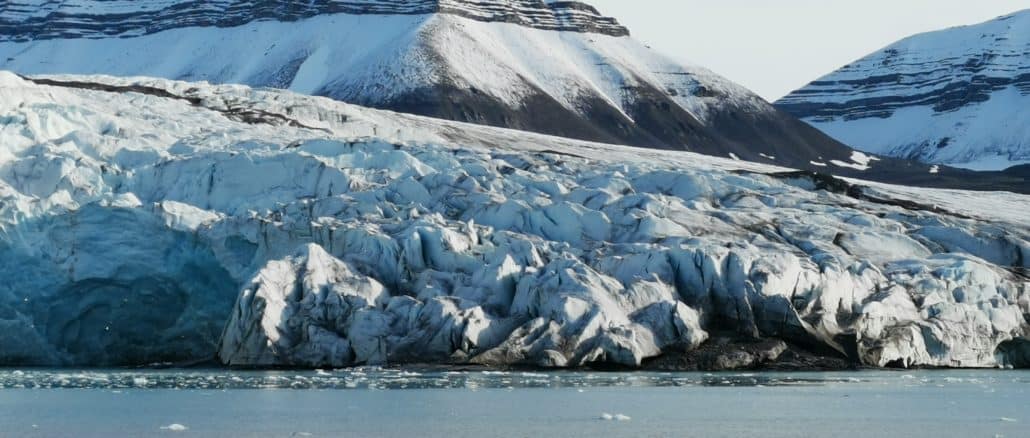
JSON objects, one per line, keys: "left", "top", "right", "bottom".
{"left": 778, "top": 10, "right": 1030, "bottom": 171}
{"left": 0, "top": 0, "right": 870, "bottom": 175}
{"left": 0, "top": 72, "right": 1027, "bottom": 369}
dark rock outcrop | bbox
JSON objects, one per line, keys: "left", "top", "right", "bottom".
{"left": 644, "top": 336, "right": 856, "bottom": 371}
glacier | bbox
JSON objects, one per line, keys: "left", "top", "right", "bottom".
{"left": 0, "top": 72, "right": 1027, "bottom": 369}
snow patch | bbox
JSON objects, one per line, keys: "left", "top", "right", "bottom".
{"left": 0, "top": 71, "right": 27, "bottom": 87}
{"left": 830, "top": 160, "right": 868, "bottom": 171}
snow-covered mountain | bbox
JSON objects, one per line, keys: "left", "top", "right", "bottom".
{"left": 777, "top": 10, "right": 1030, "bottom": 171}
{"left": 0, "top": 72, "right": 1027, "bottom": 369}
{"left": 0, "top": 0, "right": 868, "bottom": 174}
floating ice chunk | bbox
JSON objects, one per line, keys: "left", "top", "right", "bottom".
{"left": 599, "top": 413, "right": 631, "bottom": 421}
{"left": 160, "top": 424, "right": 188, "bottom": 431}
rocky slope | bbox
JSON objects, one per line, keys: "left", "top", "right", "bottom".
{"left": 0, "top": 72, "right": 1026, "bottom": 369}
{"left": 0, "top": 0, "right": 909, "bottom": 181}
{"left": 778, "top": 10, "right": 1030, "bottom": 171}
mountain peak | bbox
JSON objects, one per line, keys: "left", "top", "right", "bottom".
{"left": 776, "top": 9, "right": 1030, "bottom": 170}
{"left": 0, "top": 0, "right": 629, "bottom": 42}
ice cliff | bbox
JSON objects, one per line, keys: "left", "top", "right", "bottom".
{"left": 0, "top": 72, "right": 1027, "bottom": 369}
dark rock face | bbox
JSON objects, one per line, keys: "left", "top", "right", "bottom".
{"left": 336, "top": 60, "right": 862, "bottom": 173}
{"left": 643, "top": 336, "right": 856, "bottom": 371}
{"left": 779, "top": 71, "right": 1030, "bottom": 122}
{"left": 0, "top": 0, "right": 629, "bottom": 42}
{"left": 777, "top": 11, "right": 1030, "bottom": 123}
{"left": 997, "top": 339, "right": 1030, "bottom": 368}
{"left": 349, "top": 83, "right": 656, "bottom": 150}
{"left": 365, "top": 81, "right": 1030, "bottom": 194}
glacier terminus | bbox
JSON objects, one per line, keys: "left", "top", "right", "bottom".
{"left": 0, "top": 72, "right": 1026, "bottom": 370}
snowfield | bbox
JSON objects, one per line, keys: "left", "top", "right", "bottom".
{"left": 0, "top": 1, "right": 747, "bottom": 123}
{"left": 0, "top": 3, "right": 871, "bottom": 176}
{"left": 0, "top": 72, "right": 1027, "bottom": 369}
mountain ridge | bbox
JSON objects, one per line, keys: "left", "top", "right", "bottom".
{"left": 777, "top": 9, "right": 1030, "bottom": 171}
{"left": 0, "top": 0, "right": 872, "bottom": 176}
{"left": 0, "top": 1, "right": 1025, "bottom": 191}
{"left": 0, "top": 0, "right": 630, "bottom": 42}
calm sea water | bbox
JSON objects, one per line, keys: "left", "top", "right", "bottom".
{"left": 0, "top": 368, "right": 1026, "bottom": 437}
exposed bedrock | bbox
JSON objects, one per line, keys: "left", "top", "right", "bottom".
{"left": 997, "top": 339, "right": 1030, "bottom": 368}
{"left": 642, "top": 336, "right": 857, "bottom": 371}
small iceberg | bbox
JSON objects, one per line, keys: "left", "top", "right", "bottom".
{"left": 161, "top": 424, "right": 189, "bottom": 432}
{"left": 599, "top": 413, "right": 631, "bottom": 421}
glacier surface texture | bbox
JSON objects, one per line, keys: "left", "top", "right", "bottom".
{"left": 0, "top": 73, "right": 1027, "bottom": 368}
